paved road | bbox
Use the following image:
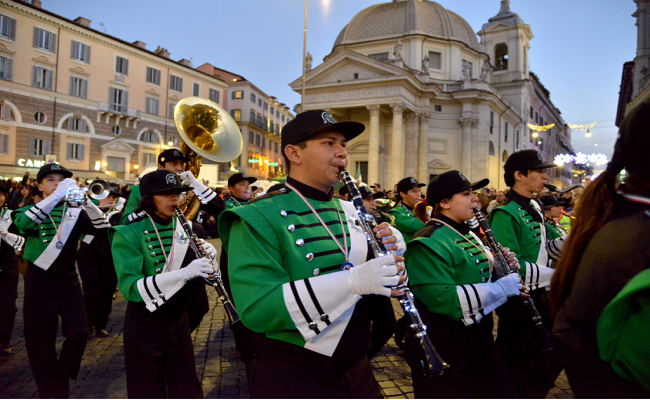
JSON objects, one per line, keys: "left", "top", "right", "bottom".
{"left": 0, "top": 240, "right": 574, "bottom": 399}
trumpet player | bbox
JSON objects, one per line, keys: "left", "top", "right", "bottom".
{"left": 110, "top": 170, "right": 217, "bottom": 398}
{"left": 218, "top": 110, "right": 406, "bottom": 398}
{"left": 12, "top": 163, "right": 111, "bottom": 398}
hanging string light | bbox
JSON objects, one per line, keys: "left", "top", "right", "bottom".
{"left": 527, "top": 123, "right": 555, "bottom": 138}
{"left": 567, "top": 121, "right": 597, "bottom": 137}
{"left": 554, "top": 152, "right": 608, "bottom": 167}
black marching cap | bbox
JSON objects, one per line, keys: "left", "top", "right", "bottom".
{"left": 281, "top": 110, "right": 365, "bottom": 154}
{"left": 228, "top": 173, "right": 257, "bottom": 187}
{"left": 139, "top": 170, "right": 191, "bottom": 196}
{"left": 426, "top": 170, "right": 489, "bottom": 205}
{"left": 158, "top": 149, "right": 190, "bottom": 165}
{"left": 37, "top": 163, "right": 73, "bottom": 183}
{"left": 396, "top": 177, "right": 425, "bottom": 195}
{"left": 504, "top": 149, "right": 557, "bottom": 172}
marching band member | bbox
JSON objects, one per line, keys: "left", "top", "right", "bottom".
{"left": 552, "top": 100, "right": 650, "bottom": 397}
{"left": 110, "top": 170, "right": 217, "bottom": 398}
{"left": 218, "top": 110, "right": 406, "bottom": 398}
{"left": 121, "top": 149, "right": 224, "bottom": 332}
{"left": 0, "top": 188, "right": 25, "bottom": 358}
{"left": 77, "top": 188, "right": 124, "bottom": 338}
{"left": 404, "top": 171, "right": 522, "bottom": 398}
{"left": 388, "top": 177, "right": 426, "bottom": 242}
{"left": 225, "top": 173, "right": 256, "bottom": 209}
{"left": 538, "top": 194, "right": 568, "bottom": 267}
{"left": 12, "top": 163, "right": 110, "bottom": 398}
{"left": 488, "top": 150, "right": 564, "bottom": 398}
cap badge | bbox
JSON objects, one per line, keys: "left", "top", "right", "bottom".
{"left": 322, "top": 112, "right": 337, "bottom": 124}
{"left": 459, "top": 172, "right": 468, "bottom": 182}
{"left": 166, "top": 174, "right": 177, "bottom": 184}
{"left": 537, "top": 153, "right": 542, "bottom": 161}
{"left": 51, "top": 164, "right": 60, "bottom": 170}
{"left": 242, "top": 173, "right": 247, "bottom": 178}
{"left": 174, "top": 150, "right": 181, "bottom": 157}
{"left": 410, "top": 178, "right": 417, "bottom": 184}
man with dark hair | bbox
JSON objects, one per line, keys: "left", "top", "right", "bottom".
{"left": 225, "top": 173, "right": 256, "bottom": 208}
{"left": 489, "top": 149, "right": 565, "bottom": 398}
{"left": 388, "top": 177, "right": 426, "bottom": 242}
{"left": 338, "top": 184, "right": 350, "bottom": 201}
{"left": 219, "top": 109, "right": 406, "bottom": 398}
{"left": 371, "top": 183, "right": 381, "bottom": 193}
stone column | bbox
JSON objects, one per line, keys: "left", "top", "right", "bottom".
{"left": 404, "top": 113, "right": 419, "bottom": 178}
{"left": 366, "top": 104, "right": 381, "bottom": 187}
{"left": 417, "top": 112, "right": 430, "bottom": 184}
{"left": 389, "top": 103, "right": 404, "bottom": 187}
{"left": 470, "top": 117, "right": 481, "bottom": 180}
{"left": 459, "top": 117, "right": 473, "bottom": 176}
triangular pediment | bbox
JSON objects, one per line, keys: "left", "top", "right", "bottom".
{"left": 308, "top": 58, "right": 397, "bottom": 86}
{"left": 428, "top": 158, "right": 451, "bottom": 170}
{"left": 101, "top": 138, "right": 136, "bottom": 153}
{"left": 347, "top": 140, "right": 369, "bottom": 153}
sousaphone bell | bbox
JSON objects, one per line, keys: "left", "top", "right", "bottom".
{"left": 173, "top": 96, "right": 243, "bottom": 219}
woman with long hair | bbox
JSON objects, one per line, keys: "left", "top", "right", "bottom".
{"left": 8, "top": 185, "right": 32, "bottom": 210}
{"left": 551, "top": 100, "right": 650, "bottom": 397}
{"left": 404, "top": 170, "right": 523, "bottom": 398}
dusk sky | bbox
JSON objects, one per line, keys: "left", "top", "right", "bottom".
{"left": 46, "top": 0, "right": 637, "bottom": 166}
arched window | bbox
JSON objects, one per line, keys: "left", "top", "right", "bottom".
{"left": 495, "top": 43, "right": 508, "bottom": 71}
{"left": 66, "top": 116, "right": 87, "bottom": 132}
{"left": 489, "top": 141, "right": 495, "bottom": 156}
{"left": 141, "top": 130, "right": 158, "bottom": 143}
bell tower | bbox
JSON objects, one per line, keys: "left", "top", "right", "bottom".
{"left": 477, "top": 0, "right": 533, "bottom": 83}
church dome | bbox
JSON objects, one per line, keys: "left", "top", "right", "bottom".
{"left": 333, "top": 0, "right": 480, "bottom": 51}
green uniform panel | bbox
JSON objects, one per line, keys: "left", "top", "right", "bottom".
{"left": 598, "top": 269, "right": 650, "bottom": 393}
{"left": 545, "top": 221, "right": 562, "bottom": 241}
{"left": 218, "top": 191, "right": 351, "bottom": 348}
{"left": 489, "top": 200, "right": 543, "bottom": 277}
{"left": 225, "top": 198, "right": 247, "bottom": 209}
{"left": 406, "top": 223, "right": 491, "bottom": 321}
{"left": 119, "top": 185, "right": 141, "bottom": 225}
{"left": 13, "top": 203, "right": 68, "bottom": 263}
{"left": 388, "top": 204, "right": 425, "bottom": 242}
{"left": 110, "top": 216, "right": 178, "bottom": 302}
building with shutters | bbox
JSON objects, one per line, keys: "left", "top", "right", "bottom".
{"left": 290, "top": 0, "right": 575, "bottom": 189}
{"left": 0, "top": 0, "right": 229, "bottom": 182}
{"left": 195, "top": 63, "right": 294, "bottom": 180}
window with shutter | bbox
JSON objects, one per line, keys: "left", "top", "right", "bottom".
{"left": 170, "top": 75, "right": 183, "bottom": 92}
{"left": 193, "top": 82, "right": 200, "bottom": 96}
{"left": 146, "top": 67, "right": 161, "bottom": 85}
{"left": 168, "top": 102, "right": 177, "bottom": 119}
{"left": 115, "top": 56, "right": 129, "bottom": 75}
{"left": 0, "top": 56, "right": 12, "bottom": 81}
{"left": 209, "top": 88, "right": 219, "bottom": 103}
{"left": 0, "top": 133, "right": 8, "bottom": 154}
{"left": 33, "top": 28, "right": 56, "bottom": 52}
{"left": 146, "top": 97, "right": 159, "bottom": 115}
{"left": 0, "top": 104, "right": 10, "bottom": 121}
{"left": 0, "top": 15, "right": 16, "bottom": 40}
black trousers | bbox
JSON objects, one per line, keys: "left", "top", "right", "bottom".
{"left": 77, "top": 249, "right": 117, "bottom": 332}
{"left": 404, "top": 306, "right": 516, "bottom": 399}
{"left": 23, "top": 277, "right": 88, "bottom": 398}
{"left": 367, "top": 295, "right": 396, "bottom": 359}
{"left": 495, "top": 289, "right": 564, "bottom": 398}
{"left": 184, "top": 278, "right": 209, "bottom": 333}
{"left": 0, "top": 256, "right": 19, "bottom": 349}
{"left": 249, "top": 340, "right": 382, "bottom": 399}
{"left": 123, "top": 300, "right": 202, "bottom": 399}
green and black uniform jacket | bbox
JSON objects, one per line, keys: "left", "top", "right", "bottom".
{"left": 388, "top": 203, "right": 425, "bottom": 242}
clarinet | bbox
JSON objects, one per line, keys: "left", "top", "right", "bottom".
{"left": 339, "top": 170, "right": 449, "bottom": 376}
{"left": 472, "top": 209, "right": 554, "bottom": 351}
{"left": 174, "top": 207, "right": 241, "bottom": 326}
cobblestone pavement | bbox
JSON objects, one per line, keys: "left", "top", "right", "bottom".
{"left": 0, "top": 240, "right": 574, "bottom": 399}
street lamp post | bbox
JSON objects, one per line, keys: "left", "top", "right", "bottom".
{"left": 301, "top": 0, "right": 308, "bottom": 112}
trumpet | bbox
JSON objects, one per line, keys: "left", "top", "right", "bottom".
{"left": 65, "top": 179, "right": 110, "bottom": 207}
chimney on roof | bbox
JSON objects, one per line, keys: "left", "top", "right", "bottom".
{"left": 178, "top": 58, "right": 191, "bottom": 67}
{"left": 154, "top": 46, "right": 170, "bottom": 58}
{"left": 31, "top": 0, "right": 41, "bottom": 8}
{"left": 73, "top": 17, "right": 91, "bottom": 28}
{"left": 132, "top": 41, "right": 146, "bottom": 50}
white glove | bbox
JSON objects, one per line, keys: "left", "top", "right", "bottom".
{"left": 52, "top": 178, "right": 77, "bottom": 201}
{"left": 196, "top": 239, "right": 217, "bottom": 260}
{"left": 179, "top": 171, "right": 197, "bottom": 186}
{"left": 348, "top": 255, "right": 400, "bottom": 297}
{"left": 0, "top": 225, "right": 7, "bottom": 237}
{"left": 180, "top": 258, "right": 214, "bottom": 282}
{"left": 495, "top": 273, "right": 523, "bottom": 298}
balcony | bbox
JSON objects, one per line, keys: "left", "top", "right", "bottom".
{"left": 97, "top": 103, "right": 141, "bottom": 128}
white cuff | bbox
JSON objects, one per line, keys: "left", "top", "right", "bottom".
{"left": 24, "top": 195, "right": 60, "bottom": 224}
{"left": 136, "top": 269, "right": 187, "bottom": 312}
{"left": 83, "top": 201, "right": 110, "bottom": 229}
{"left": 190, "top": 180, "right": 217, "bottom": 204}
{"left": 523, "top": 262, "right": 555, "bottom": 290}
{"left": 2, "top": 232, "right": 25, "bottom": 251}
{"left": 283, "top": 270, "right": 361, "bottom": 342}
{"left": 546, "top": 236, "right": 566, "bottom": 262}
{"left": 456, "top": 282, "right": 508, "bottom": 326}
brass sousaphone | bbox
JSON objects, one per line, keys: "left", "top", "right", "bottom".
{"left": 173, "top": 96, "right": 243, "bottom": 219}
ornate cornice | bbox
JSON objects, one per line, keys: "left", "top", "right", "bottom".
{"left": 390, "top": 103, "right": 404, "bottom": 115}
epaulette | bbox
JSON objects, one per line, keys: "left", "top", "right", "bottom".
{"left": 248, "top": 188, "right": 291, "bottom": 205}
{"left": 412, "top": 220, "right": 445, "bottom": 240}
{"left": 125, "top": 211, "right": 147, "bottom": 225}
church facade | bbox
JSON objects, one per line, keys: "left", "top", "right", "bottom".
{"left": 290, "top": 0, "right": 574, "bottom": 190}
